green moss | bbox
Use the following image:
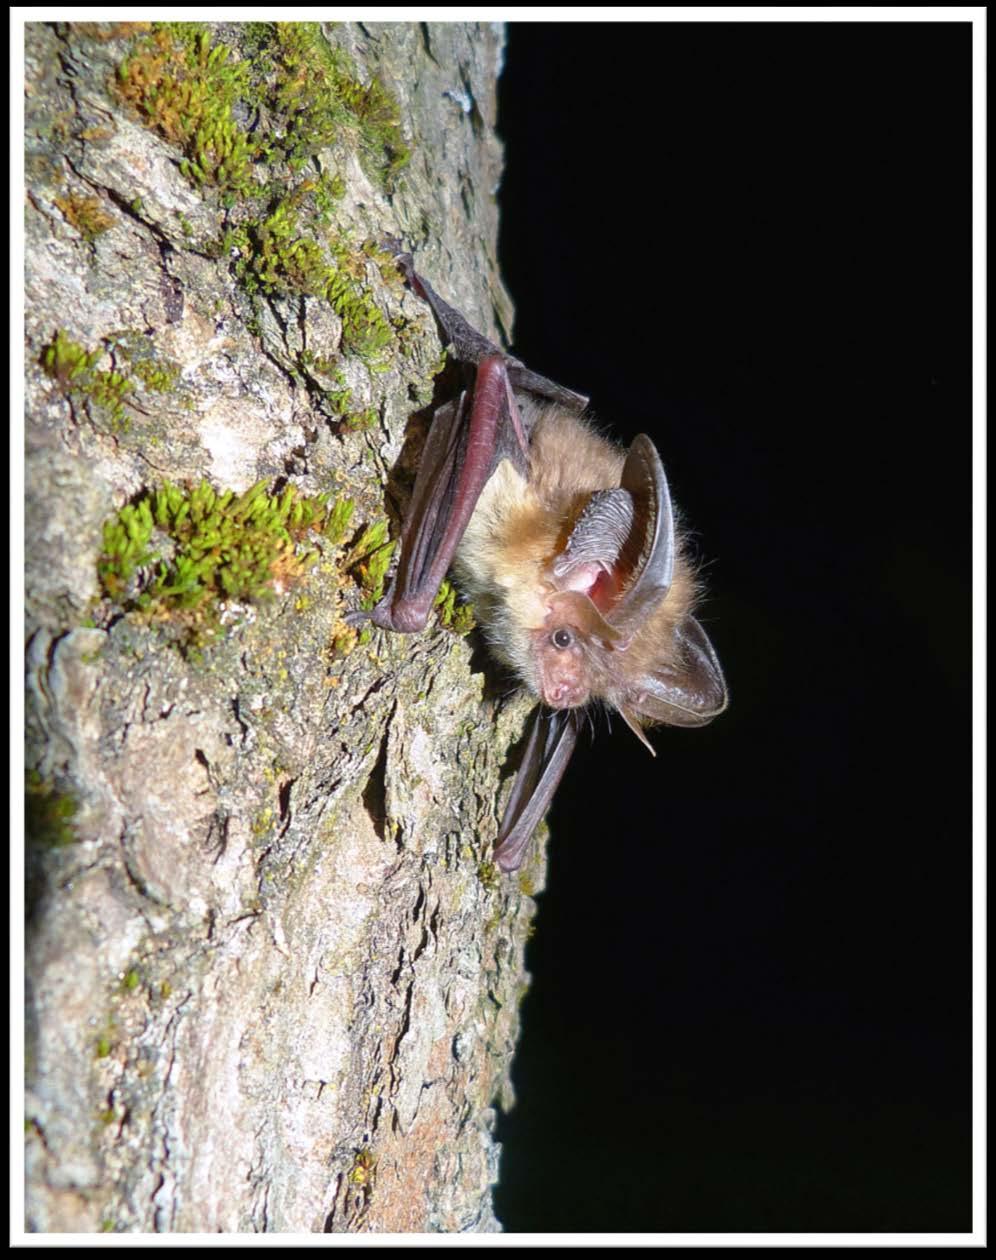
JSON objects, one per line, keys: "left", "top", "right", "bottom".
{"left": 252, "top": 22, "right": 409, "bottom": 186}
{"left": 103, "top": 334, "right": 178, "bottom": 392}
{"left": 39, "top": 329, "right": 102, "bottom": 387}
{"left": 477, "top": 860, "right": 500, "bottom": 892}
{"left": 324, "top": 497, "right": 356, "bottom": 545}
{"left": 131, "top": 357, "right": 180, "bottom": 393}
{"left": 53, "top": 190, "right": 115, "bottom": 242}
{"left": 152, "top": 20, "right": 209, "bottom": 53}
{"left": 40, "top": 329, "right": 182, "bottom": 429}
{"left": 96, "top": 496, "right": 155, "bottom": 597}
{"left": 325, "top": 387, "right": 351, "bottom": 413}
{"left": 98, "top": 479, "right": 346, "bottom": 645}
{"left": 305, "top": 351, "right": 342, "bottom": 379}
{"left": 318, "top": 368, "right": 354, "bottom": 416}
{"left": 25, "top": 772, "right": 78, "bottom": 849}
{"left": 341, "top": 406, "right": 378, "bottom": 433}
{"left": 347, "top": 519, "right": 395, "bottom": 610}
{"left": 86, "top": 370, "right": 134, "bottom": 424}
{"left": 106, "top": 333, "right": 184, "bottom": 403}
{"left": 115, "top": 27, "right": 256, "bottom": 199}
{"left": 111, "top": 23, "right": 408, "bottom": 372}
{"left": 232, "top": 198, "right": 394, "bottom": 363}
{"left": 40, "top": 330, "right": 136, "bottom": 429}
{"left": 433, "top": 580, "right": 475, "bottom": 634}
{"left": 360, "top": 236, "right": 407, "bottom": 288}
{"left": 311, "top": 170, "right": 347, "bottom": 223}
{"left": 114, "top": 23, "right": 409, "bottom": 202}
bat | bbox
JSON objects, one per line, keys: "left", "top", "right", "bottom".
{"left": 363, "top": 250, "right": 728, "bottom": 872}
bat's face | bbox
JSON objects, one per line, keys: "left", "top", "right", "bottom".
{"left": 530, "top": 622, "right": 589, "bottom": 709}
{"left": 529, "top": 584, "right": 617, "bottom": 709}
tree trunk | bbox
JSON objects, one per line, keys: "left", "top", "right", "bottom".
{"left": 23, "top": 20, "right": 540, "bottom": 1234}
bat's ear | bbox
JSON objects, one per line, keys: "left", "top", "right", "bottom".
{"left": 623, "top": 615, "right": 728, "bottom": 731}
{"left": 611, "top": 435, "right": 676, "bottom": 632}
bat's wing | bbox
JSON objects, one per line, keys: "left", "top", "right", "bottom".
{"left": 371, "top": 254, "right": 588, "bottom": 633}
{"left": 371, "top": 352, "right": 517, "bottom": 631}
{"left": 395, "top": 252, "right": 589, "bottom": 413}
{"left": 492, "top": 707, "right": 579, "bottom": 872}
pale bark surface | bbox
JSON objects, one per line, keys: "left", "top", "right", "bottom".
{"left": 23, "top": 20, "right": 542, "bottom": 1234}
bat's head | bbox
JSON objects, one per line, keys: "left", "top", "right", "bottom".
{"left": 531, "top": 587, "right": 624, "bottom": 709}
{"left": 536, "top": 434, "right": 728, "bottom": 733}
{"left": 534, "top": 578, "right": 727, "bottom": 733}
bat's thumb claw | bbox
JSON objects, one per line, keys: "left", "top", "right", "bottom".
{"left": 381, "top": 237, "right": 413, "bottom": 273}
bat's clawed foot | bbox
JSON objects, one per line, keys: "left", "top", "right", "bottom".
{"left": 380, "top": 237, "right": 416, "bottom": 282}
{"left": 345, "top": 591, "right": 433, "bottom": 635}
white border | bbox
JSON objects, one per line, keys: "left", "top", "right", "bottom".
{"left": 10, "top": 6, "right": 986, "bottom": 1249}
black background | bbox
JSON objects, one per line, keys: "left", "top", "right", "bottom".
{"left": 491, "top": 21, "right": 972, "bottom": 1233}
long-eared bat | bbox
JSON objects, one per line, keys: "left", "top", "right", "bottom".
{"left": 365, "top": 250, "right": 727, "bottom": 872}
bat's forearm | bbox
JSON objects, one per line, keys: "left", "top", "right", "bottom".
{"left": 372, "top": 354, "right": 515, "bottom": 632}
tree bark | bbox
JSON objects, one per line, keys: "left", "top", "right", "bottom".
{"left": 24, "top": 20, "right": 540, "bottom": 1234}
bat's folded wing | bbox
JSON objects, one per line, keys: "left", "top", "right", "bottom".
{"left": 371, "top": 354, "right": 516, "bottom": 633}
{"left": 492, "top": 708, "right": 579, "bottom": 872}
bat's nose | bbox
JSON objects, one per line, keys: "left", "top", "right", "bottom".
{"left": 544, "top": 680, "right": 586, "bottom": 709}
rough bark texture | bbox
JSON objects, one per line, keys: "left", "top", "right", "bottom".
{"left": 23, "top": 20, "right": 542, "bottom": 1234}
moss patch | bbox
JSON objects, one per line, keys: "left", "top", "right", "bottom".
{"left": 110, "top": 24, "right": 412, "bottom": 381}
{"left": 433, "top": 579, "right": 475, "bottom": 635}
{"left": 25, "top": 772, "right": 79, "bottom": 849}
{"left": 40, "top": 330, "right": 133, "bottom": 429}
{"left": 114, "top": 26, "right": 255, "bottom": 201}
{"left": 114, "top": 22, "right": 410, "bottom": 200}
{"left": 97, "top": 479, "right": 349, "bottom": 646}
{"left": 254, "top": 22, "right": 409, "bottom": 185}
{"left": 340, "top": 406, "right": 379, "bottom": 433}
{"left": 53, "top": 190, "right": 115, "bottom": 242}
{"left": 40, "top": 329, "right": 182, "bottom": 430}
{"left": 227, "top": 197, "right": 395, "bottom": 364}
{"left": 346, "top": 518, "right": 395, "bottom": 611}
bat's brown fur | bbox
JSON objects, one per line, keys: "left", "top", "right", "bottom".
{"left": 454, "top": 406, "right": 698, "bottom": 721}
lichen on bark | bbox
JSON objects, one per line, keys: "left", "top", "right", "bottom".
{"left": 24, "top": 20, "right": 539, "bottom": 1234}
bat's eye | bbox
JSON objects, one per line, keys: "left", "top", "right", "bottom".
{"left": 551, "top": 628, "right": 573, "bottom": 650}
